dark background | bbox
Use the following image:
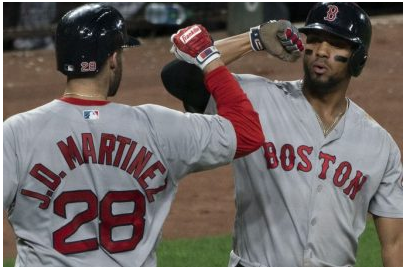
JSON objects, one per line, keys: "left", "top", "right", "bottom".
{"left": 3, "top": 2, "right": 403, "bottom": 50}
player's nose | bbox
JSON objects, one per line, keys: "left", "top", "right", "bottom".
{"left": 315, "top": 41, "right": 331, "bottom": 58}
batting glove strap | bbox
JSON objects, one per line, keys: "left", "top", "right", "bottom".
{"left": 196, "top": 46, "right": 220, "bottom": 70}
{"left": 249, "top": 26, "right": 264, "bottom": 51}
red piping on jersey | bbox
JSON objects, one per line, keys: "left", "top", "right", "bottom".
{"left": 59, "top": 97, "right": 110, "bottom": 106}
{"left": 204, "top": 66, "right": 265, "bottom": 158}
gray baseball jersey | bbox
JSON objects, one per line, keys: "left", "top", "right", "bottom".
{"left": 3, "top": 98, "right": 236, "bottom": 267}
{"left": 206, "top": 74, "right": 403, "bottom": 267}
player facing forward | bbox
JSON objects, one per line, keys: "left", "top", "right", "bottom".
{"left": 161, "top": 3, "right": 402, "bottom": 267}
{"left": 3, "top": 4, "right": 264, "bottom": 267}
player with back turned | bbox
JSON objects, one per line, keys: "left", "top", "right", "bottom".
{"left": 162, "top": 3, "right": 402, "bottom": 267}
{"left": 3, "top": 4, "right": 264, "bottom": 267}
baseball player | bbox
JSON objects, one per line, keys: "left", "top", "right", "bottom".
{"left": 3, "top": 4, "right": 265, "bottom": 267}
{"left": 161, "top": 3, "right": 403, "bottom": 267}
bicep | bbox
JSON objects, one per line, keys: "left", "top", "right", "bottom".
{"left": 161, "top": 60, "right": 210, "bottom": 113}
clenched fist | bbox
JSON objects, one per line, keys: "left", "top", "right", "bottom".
{"left": 170, "top": 24, "right": 220, "bottom": 70}
{"left": 250, "top": 20, "right": 304, "bottom": 62}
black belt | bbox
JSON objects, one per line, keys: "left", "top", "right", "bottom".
{"left": 236, "top": 264, "right": 245, "bottom": 267}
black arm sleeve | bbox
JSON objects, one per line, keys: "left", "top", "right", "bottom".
{"left": 161, "top": 59, "right": 210, "bottom": 113}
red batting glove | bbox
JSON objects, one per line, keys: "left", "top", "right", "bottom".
{"left": 170, "top": 24, "right": 220, "bottom": 70}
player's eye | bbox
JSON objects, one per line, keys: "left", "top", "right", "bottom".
{"left": 306, "top": 35, "right": 321, "bottom": 44}
{"left": 329, "top": 40, "right": 351, "bottom": 49}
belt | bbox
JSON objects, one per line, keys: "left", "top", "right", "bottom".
{"left": 236, "top": 264, "right": 245, "bottom": 267}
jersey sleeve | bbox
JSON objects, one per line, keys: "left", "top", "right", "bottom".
{"left": 369, "top": 136, "right": 403, "bottom": 218}
{"left": 3, "top": 118, "right": 20, "bottom": 210}
{"left": 141, "top": 105, "right": 237, "bottom": 184}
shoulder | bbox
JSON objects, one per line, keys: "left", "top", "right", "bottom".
{"left": 4, "top": 101, "right": 58, "bottom": 127}
{"left": 3, "top": 101, "right": 61, "bottom": 144}
{"left": 133, "top": 104, "right": 192, "bottom": 129}
{"left": 348, "top": 100, "right": 397, "bottom": 147}
{"left": 93, "top": 103, "right": 184, "bottom": 122}
{"left": 232, "top": 74, "right": 303, "bottom": 97}
{"left": 233, "top": 73, "right": 271, "bottom": 85}
{"left": 349, "top": 101, "right": 383, "bottom": 131}
{"left": 135, "top": 104, "right": 183, "bottom": 117}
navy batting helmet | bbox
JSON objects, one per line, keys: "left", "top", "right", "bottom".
{"left": 55, "top": 4, "right": 140, "bottom": 77}
{"left": 299, "top": 3, "right": 372, "bottom": 77}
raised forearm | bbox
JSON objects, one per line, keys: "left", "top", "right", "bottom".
{"left": 161, "top": 33, "right": 254, "bottom": 113}
{"left": 167, "top": 24, "right": 265, "bottom": 156}
{"left": 214, "top": 32, "right": 253, "bottom": 65}
{"left": 214, "top": 20, "right": 304, "bottom": 65}
{"left": 202, "top": 58, "right": 224, "bottom": 74}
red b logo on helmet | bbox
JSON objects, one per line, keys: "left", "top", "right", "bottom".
{"left": 324, "top": 5, "right": 339, "bottom": 22}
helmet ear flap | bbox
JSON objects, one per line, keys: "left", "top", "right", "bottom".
{"left": 349, "top": 45, "right": 367, "bottom": 77}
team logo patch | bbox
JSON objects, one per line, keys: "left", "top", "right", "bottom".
{"left": 196, "top": 47, "right": 219, "bottom": 63}
{"left": 83, "top": 110, "right": 99, "bottom": 120}
{"left": 64, "top": 64, "right": 75, "bottom": 72}
{"left": 324, "top": 5, "right": 339, "bottom": 22}
{"left": 197, "top": 47, "right": 213, "bottom": 62}
{"left": 180, "top": 26, "right": 201, "bottom": 44}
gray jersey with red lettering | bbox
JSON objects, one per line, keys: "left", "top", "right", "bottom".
{"left": 3, "top": 98, "right": 236, "bottom": 267}
{"left": 206, "top": 74, "right": 403, "bottom": 267}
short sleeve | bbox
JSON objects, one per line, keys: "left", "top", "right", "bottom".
{"left": 369, "top": 137, "right": 403, "bottom": 218}
{"left": 141, "top": 105, "right": 237, "bottom": 184}
{"left": 3, "top": 118, "right": 19, "bottom": 210}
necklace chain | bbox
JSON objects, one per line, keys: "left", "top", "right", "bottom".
{"left": 313, "top": 99, "right": 348, "bottom": 137}
{"left": 299, "top": 81, "right": 349, "bottom": 137}
{"left": 63, "top": 92, "right": 105, "bottom": 99}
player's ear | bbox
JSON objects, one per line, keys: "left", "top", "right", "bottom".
{"left": 109, "top": 51, "right": 119, "bottom": 70}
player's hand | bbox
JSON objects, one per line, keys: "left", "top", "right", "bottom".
{"left": 249, "top": 20, "right": 304, "bottom": 62}
{"left": 170, "top": 24, "right": 220, "bottom": 70}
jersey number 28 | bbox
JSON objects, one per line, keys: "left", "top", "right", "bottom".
{"left": 53, "top": 190, "right": 145, "bottom": 254}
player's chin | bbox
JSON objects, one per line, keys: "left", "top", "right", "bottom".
{"left": 313, "top": 73, "right": 331, "bottom": 83}
{"left": 307, "top": 70, "right": 330, "bottom": 84}
{"left": 305, "top": 71, "right": 333, "bottom": 89}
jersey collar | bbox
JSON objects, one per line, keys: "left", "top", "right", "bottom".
{"left": 59, "top": 97, "right": 110, "bottom": 106}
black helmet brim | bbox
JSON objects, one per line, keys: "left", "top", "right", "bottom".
{"left": 125, "top": 35, "right": 141, "bottom": 47}
{"left": 299, "top": 24, "right": 362, "bottom": 45}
